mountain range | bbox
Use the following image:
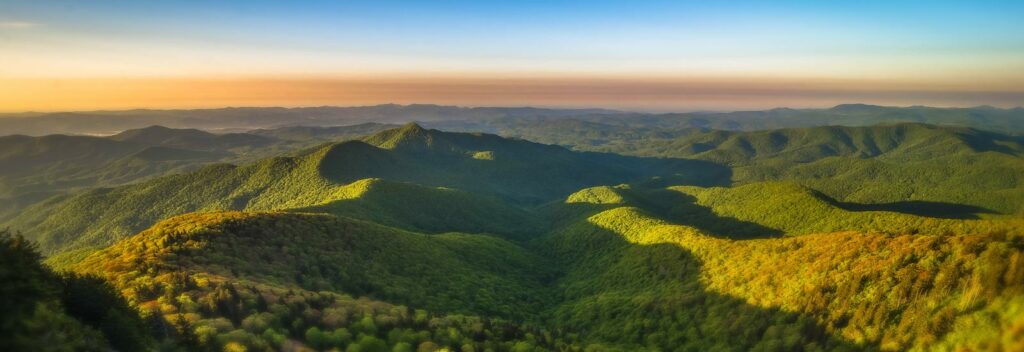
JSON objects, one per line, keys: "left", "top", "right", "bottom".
{"left": 3, "top": 104, "right": 1023, "bottom": 136}
{"left": 2, "top": 111, "right": 1023, "bottom": 351}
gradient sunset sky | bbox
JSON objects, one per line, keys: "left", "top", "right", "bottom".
{"left": 2, "top": 0, "right": 1022, "bottom": 112}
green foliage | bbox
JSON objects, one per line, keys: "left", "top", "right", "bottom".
{"left": 441, "top": 104, "right": 1024, "bottom": 140}
{"left": 0, "top": 127, "right": 271, "bottom": 200}
{"left": 356, "top": 123, "right": 725, "bottom": 202}
{"left": 295, "top": 179, "right": 543, "bottom": 240}
{"left": 5, "top": 124, "right": 722, "bottom": 255}
{"left": 0, "top": 230, "right": 57, "bottom": 334}
{"left": 541, "top": 123, "right": 1024, "bottom": 216}
{"left": 565, "top": 185, "right": 629, "bottom": 205}
{"left": 59, "top": 272, "right": 152, "bottom": 351}
{"left": 55, "top": 176, "right": 1024, "bottom": 351}
{"left": 74, "top": 211, "right": 557, "bottom": 320}
{"left": 0, "top": 123, "right": 392, "bottom": 221}
{"left": 108, "top": 125, "right": 276, "bottom": 151}
{"left": 6, "top": 120, "right": 1024, "bottom": 351}
{"left": 735, "top": 152, "right": 1024, "bottom": 217}
{"left": 72, "top": 212, "right": 570, "bottom": 351}
{"left": 541, "top": 203, "right": 1024, "bottom": 351}
{"left": 665, "top": 182, "right": 1024, "bottom": 237}
{"left": 0, "top": 230, "right": 156, "bottom": 351}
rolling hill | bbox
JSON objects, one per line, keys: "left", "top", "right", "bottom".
{"left": 492, "top": 123, "right": 1024, "bottom": 215}
{"left": 249, "top": 122, "right": 397, "bottom": 142}
{"left": 539, "top": 189, "right": 1024, "bottom": 351}
{"left": 0, "top": 105, "right": 618, "bottom": 136}
{"left": 5, "top": 123, "right": 725, "bottom": 256}
{"left": 47, "top": 176, "right": 1024, "bottom": 351}
{"left": 4, "top": 104, "right": 1023, "bottom": 137}
{"left": 0, "top": 125, "right": 281, "bottom": 198}
{"left": 560, "top": 182, "right": 1024, "bottom": 239}
{"left": 67, "top": 211, "right": 578, "bottom": 351}
{"left": 433, "top": 104, "right": 1024, "bottom": 138}
{"left": 0, "top": 123, "right": 404, "bottom": 223}
{"left": 4, "top": 117, "right": 1024, "bottom": 351}
{"left": 664, "top": 182, "right": 1024, "bottom": 236}
{"left": 75, "top": 211, "right": 557, "bottom": 320}
{"left": 108, "top": 125, "right": 276, "bottom": 151}
{"left": 594, "top": 123, "right": 1024, "bottom": 164}
{"left": 0, "top": 133, "right": 226, "bottom": 213}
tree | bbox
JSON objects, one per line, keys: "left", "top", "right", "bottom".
{"left": 392, "top": 342, "right": 414, "bottom": 352}
{"left": 305, "top": 327, "right": 326, "bottom": 349}
{"left": 173, "top": 313, "right": 200, "bottom": 349}
{"left": 0, "top": 230, "right": 56, "bottom": 333}
{"left": 417, "top": 341, "right": 439, "bottom": 352}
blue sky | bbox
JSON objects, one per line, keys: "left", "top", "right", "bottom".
{"left": 1, "top": 0, "right": 1022, "bottom": 111}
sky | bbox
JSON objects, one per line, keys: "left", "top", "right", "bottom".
{"left": 1, "top": 0, "right": 1022, "bottom": 112}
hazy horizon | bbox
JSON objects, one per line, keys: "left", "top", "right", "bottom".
{"left": 3, "top": 1, "right": 1023, "bottom": 111}
{"left": 2, "top": 100, "right": 1023, "bottom": 116}
{"left": 4, "top": 3, "right": 1024, "bottom": 352}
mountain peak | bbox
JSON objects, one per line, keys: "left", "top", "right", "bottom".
{"left": 829, "top": 103, "right": 885, "bottom": 113}
{"left": 138, "top": 125, "right": 173, "bottom": 131}
{"left": 399, "top": 122, "right": 427, "bottom": 133}
{"left": 363, "top": 123, "right": 448, "bottom": 152}
{"left": 110, "top": 125, "right": 211, "bottom": 141}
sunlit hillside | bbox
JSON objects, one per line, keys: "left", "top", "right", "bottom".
{"left": 3, "top": 1, "right": 1023, "bottom": 350}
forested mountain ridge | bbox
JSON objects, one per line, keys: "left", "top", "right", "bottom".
{"left": 507, "top": 123, "right": 1024, "bottom": 216}
{"left": 3, "top": 123, "right": 723, "bottom": 256}
{"left": 0, "top": 123, "right": 421, "bottom": 225}
{"left": 0, "top": 123, "right": 405, "bottom": 192}
{"left": 577, "top": 123, "right": 1024, "bottom": 163}
{"left": 540, "top": 199, "right": 1024, "bottom": 351}
{"left": 75, "top": 211, "right": 558, "bottom": 321}
{"left": 0, "top": 133, "right": 228, "bottom": 221}
{"left": 0, "top": 126, "right": 270, "bottom": 202}
{"left": 0, "top": 105, "right": 617, "bottom": 136}
{"left": 475, "top": 121, "right": 1024, "bottom": 161}
{"left": 9, "top": 122, "right": 1022, "bottom": 258}
{"left": 4, "top": 119, "right": 1024, "bottom": 351}
{"left": 69, "top": 211, "right": 575, "bottom": 351}
{"left": 432, "top": 104, "right": 1024, "bottom": 138}
{"left": 561, "top": 182, "right": 1024, "bottom": 238}
{"left": 359, "top": 123, "right": 727, "bottom": 199}
{"left": 5, "top": 119, "right": 1022, "bottom": 219}
{"left": 47, "top": 176, "right": 1024, "bottom": 351}
{"left": 4, "top": 104, "right": 1023, "bottom": 137}
{"left": 108, "top": 125, "right": 277, "bottom": 151}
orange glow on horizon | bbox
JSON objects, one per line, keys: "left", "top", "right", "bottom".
{"left": 2, "top": 76, "right": 1022, "bottom": 113}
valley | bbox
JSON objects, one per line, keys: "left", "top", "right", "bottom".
{"left": 2, "top": 108, "right": 1023, "bottom": 351}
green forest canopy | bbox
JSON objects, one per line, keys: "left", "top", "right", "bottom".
{"left": 2, "top": 121, "right": 1023, "bottom": 351}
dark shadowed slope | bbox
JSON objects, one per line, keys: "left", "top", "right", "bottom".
{"left": 5, "top": 124, "right": 727, "bottom": 255}
{"left": 58, "top": 180, "right": 1024, "bottom": 350}
{"left": 503, "top": 123, "right": 1024, "bottom": 215}
{"left": 75, "top": 211, "right": 557, "bottom": 320}
{"left": 539, "top": 192, "right": 1024, "bottom": 351}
